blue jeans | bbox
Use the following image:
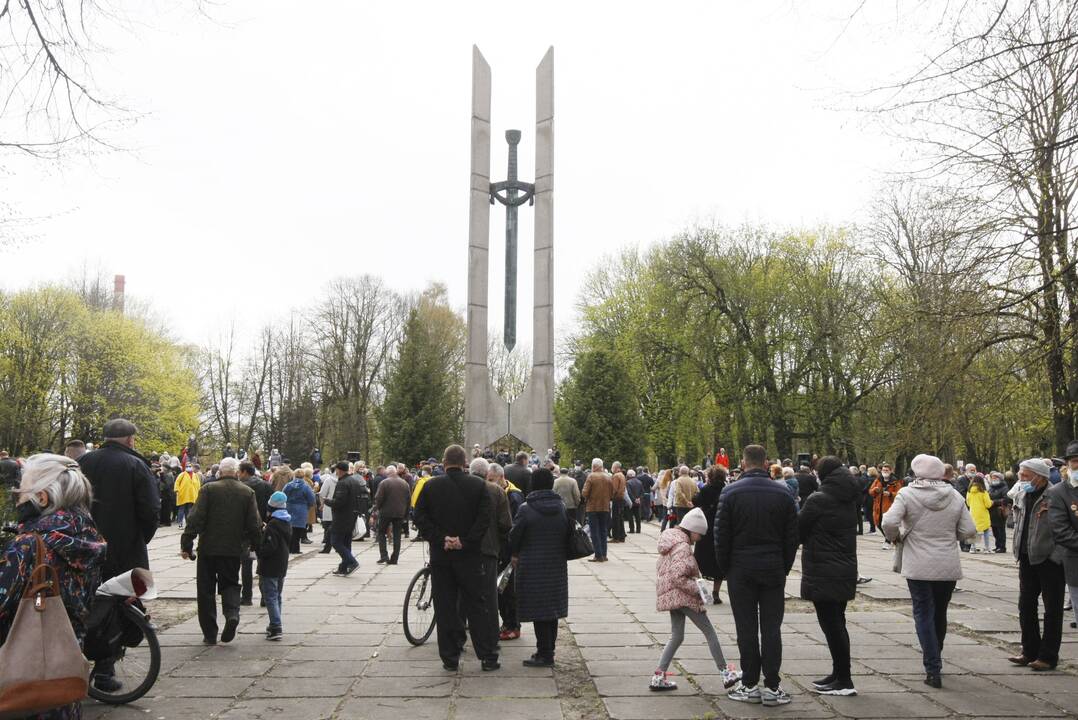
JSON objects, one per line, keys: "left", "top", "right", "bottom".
{"left": 260, "top": 576, "right": 285, "bottom": 630}
{"left": 907, "top": 579, "right": 955, "bottom": 675}
{"left": 177, "top": 503, "right": 193, "bottom": 526}
{"left": 588, "top": 511, "right": 610, "bottom": 559}
{"left": 331, "top": 532, "right": 356, "bottom": 571}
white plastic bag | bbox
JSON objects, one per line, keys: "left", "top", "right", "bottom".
{"left": 352, "top": 516, "right": 367, "bottom": 541}
{"left": 694, "top": 578, "right": 710, "bottom": 605}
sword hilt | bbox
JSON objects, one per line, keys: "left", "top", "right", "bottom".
{"left": 505, "top": 130, "right": 521, "bottom": 185}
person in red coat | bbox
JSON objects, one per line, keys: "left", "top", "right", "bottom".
{"left": 715, "top": 448, "right": 730, "bottom": 469}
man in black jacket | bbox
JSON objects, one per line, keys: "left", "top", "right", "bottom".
{"left": 715, "top": 444, "right": 799, "bottom": 706}
{"left": 324, "top": 462, "right": 369, "bottom": 575}
{"left": 78, "top": 419, "right": 160, "bottom": 580}
{"left": 414, "top": 445, "right": 497, "bottom": 671}
{"left": 505, "top": 451, "right": 532, "bottom": 496}
{"left": 239, "top": 461, "right": 273, "bottom": 604}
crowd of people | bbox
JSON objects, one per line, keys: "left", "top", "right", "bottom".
{"left": 1, "top": 425, "right": 1077, "bottom": 717}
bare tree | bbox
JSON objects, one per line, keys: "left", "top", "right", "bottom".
{"left": 488, "top": 337, "right": 530, "bottom": 402}
{"left": 308, "top": 276, "right": 401, "bottom": 460}
{"left": 869, "top": 0, "right": 1078, "bottom": 449}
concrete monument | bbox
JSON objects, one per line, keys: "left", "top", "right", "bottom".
{"left": 464, "top": 46, "right": 554, "bottom": 455}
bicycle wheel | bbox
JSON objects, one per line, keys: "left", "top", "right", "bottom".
{"left": 403, "top": 566, "right": 436, "bottom": 646}
{"left": 88, "top": 602, "right": 161, "bottom": 705}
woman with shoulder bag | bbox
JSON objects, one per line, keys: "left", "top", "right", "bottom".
{"left": 0, "top": 454, "right": 107, "bottom": 719}
{"left": 882, "top": 454, "right": 977, "bottom": 690}
{"left": 508, "top": 469, "right": 570, "bottom": 667}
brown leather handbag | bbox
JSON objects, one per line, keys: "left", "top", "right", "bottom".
{"left": 0, "top": 533, "right": 91, "bottom": 718}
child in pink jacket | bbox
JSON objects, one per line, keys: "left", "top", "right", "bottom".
{"left": 650, "top": 507, "right": 741, "bottom": 691}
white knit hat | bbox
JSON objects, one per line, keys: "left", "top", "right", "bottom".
{"left": 1020, "top": 458, "right": 1052, "bottom": 479}
{"left": 679, "top": 507, "right": 708, "bottom": 535}
{"left": 910, "top": 453, "right": 946, "bottom": 480}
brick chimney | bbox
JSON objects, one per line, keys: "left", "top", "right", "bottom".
{"left": 113, "top": 274, "right": 125, "bottom": 314}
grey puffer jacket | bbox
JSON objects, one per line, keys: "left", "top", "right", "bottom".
{"left": 882, "top": 479, "right": 977, "bottom": 581}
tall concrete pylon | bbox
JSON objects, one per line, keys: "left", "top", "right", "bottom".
{"left": 464, "top": 46, "right": 554, "bottom": 455}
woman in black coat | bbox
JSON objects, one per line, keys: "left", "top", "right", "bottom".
{"left": 693, "top": 465, "right": 727, "bottom": 603}
{"left": 508, "top": 468, "right": 570, "bottom": 667}
{"left": 798, "top": 456, "right": 859, "bottom": 696}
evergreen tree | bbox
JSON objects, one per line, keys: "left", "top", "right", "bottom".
{"left": 378, "top": 288, "right": 464, "bottom": 462}
{"left": 555, "top": 349, "right": 645, "bottom": 465}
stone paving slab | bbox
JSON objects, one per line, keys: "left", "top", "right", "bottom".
{"left": 87, "top": 518, "right": 1078, "bottom": 720}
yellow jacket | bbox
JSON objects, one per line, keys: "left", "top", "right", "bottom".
{"left": 174, "top": 472, "right": 201, "bottom": 506}
{"left": 966, "top": 485, "right": 993, "bottom": 532}
{"left": 411, "top": 475, "right": 431, "bottom": 508}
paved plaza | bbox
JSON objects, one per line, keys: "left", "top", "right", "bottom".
{"left": 82, "top": 522, "right": 1078, "bottom": 720}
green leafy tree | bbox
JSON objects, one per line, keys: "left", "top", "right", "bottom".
{"left": 555, "top": 349, "right": 645, "bottom": 466}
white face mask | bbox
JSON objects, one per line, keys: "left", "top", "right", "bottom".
{"left": 1069, "top": 469, "right": 1078, "bottom": 488}
{"left": 882, "top": 471, "right": 891, "bottom": 479}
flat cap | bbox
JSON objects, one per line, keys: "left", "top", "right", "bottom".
{"left": 103, "top": 418, "right": 138, "bottom": 438}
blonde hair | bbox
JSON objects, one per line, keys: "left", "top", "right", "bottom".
{"left": 270, "top": 466, "right": 294, "bottom": 492}
{"left": 659, "top": 469, "right": 673, "bottom": 489}
{"left": 19, "top": 453, "right": 92, "bottom": 515}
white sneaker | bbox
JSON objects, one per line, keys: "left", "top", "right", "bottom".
{"left": 720, "top": 667, "right": 742, "bottom": 689}
{"left": 761, "top": 686, "right": 792, "bottom": 706}
{"left": 728, "top": 684, "right": 761, "bottom": 703}
{"left": 649, "top": 671, "right": 676, "bottom": 691}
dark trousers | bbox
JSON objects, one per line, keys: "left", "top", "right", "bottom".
{"left": 611, "top": 501, "right": 626, "bottom": 540}
{"left": 862, "top": 497, "right": 875, "bottom": 532}
{"left": 626, "top": 503, "right": 641, "bottom": 533}
{"left": 196, "top": 555, "right": 241, "bottom": 640}
{"left": 575, "top": 503, "right": 585, "bottom": 525}
{"left": 907, "top": 579, "right": 955, "bottom": 675}
{"left": 673, "top": 506, "right": 690, "bottom": 526}
{"left": 159, "top": 495, "right": 174, "bottom": 526}
{"left": 855, "top": 501, "right": 864, "bottom": 535}
{"left": 331, "top": 531, "right": 356, "bottom": 571}
{"left": 321, "top": 520, "right": 333, "bottom": 550}
{"left": 499, "top": 562, "right": 519, "bottom": 630}
{"left": 990, "top": 509, "right": 1006, "bottom": 551}
{"left": 534, "top": 619, "right": 558, "bottom": 661}
{"left": 289, "top": 530, "right": 302, "bottom": 554}
{"left": 378, "top": 516, "right": 403, "bottom": 562}
{"left": 482, "top": 556, "right": 500, "bottom": 643}
{"left": 241, "top": 555, "right": 253, "bottom": 602}
{"left": 813, "top": 600, "right": 851, "bottom": 681}
{"left": 641, "top": 496, "right": 652, "bottom": 521}
{"left": 430, "top": 555, "right": 497, "bottom": 665}
{"left": 1019, "top": 555, "right": 1065, "bottom": 666}
{"left": 588, "top": 511, "right": 610, "bottom": 559}
{"left": 726, "top": 569, "right": 785, "bottom": 690}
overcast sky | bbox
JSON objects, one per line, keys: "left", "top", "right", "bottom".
{"left": 3, "top": 1, "right": 925, "bottom": 348}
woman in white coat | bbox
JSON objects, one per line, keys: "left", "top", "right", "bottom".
{"left": 883, "top": 453, "right": 976, "bottom": 690}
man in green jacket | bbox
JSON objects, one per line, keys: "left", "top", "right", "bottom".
{"left": 181, "top": 456, "right": 262, "bottom": 644}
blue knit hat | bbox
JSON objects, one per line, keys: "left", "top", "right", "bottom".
{"left": 268, "top": 491, "right": 288, "bottom": 509}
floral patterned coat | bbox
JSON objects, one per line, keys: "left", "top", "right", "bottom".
{"left": 655, "top": 527, "right": 704, "bottom": 612}
{"left": 0, "top": 509, "right": 107, "bottom": 720}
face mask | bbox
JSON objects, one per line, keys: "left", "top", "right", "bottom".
{"left": 1069, "top": 469, "right": 1078, "bottom": 487}
{"left": 15, "top": 499, "right": 42, "bottom": 524}
{"left": 882, "top": 472, "right": 891, "bottom": 479}
{"left": 1020, "top": 482, "right": 1035, "bottom": 493}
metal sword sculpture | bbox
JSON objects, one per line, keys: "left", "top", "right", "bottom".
{"left": 490, "top": 130, "right": 535, "bottom": 352}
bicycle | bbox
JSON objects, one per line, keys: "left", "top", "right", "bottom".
{"left": 85, "top": 569, "right": 161, "bottom": 705}
{"left": 402, "top": 542, "right": 435, "bottom": 645}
